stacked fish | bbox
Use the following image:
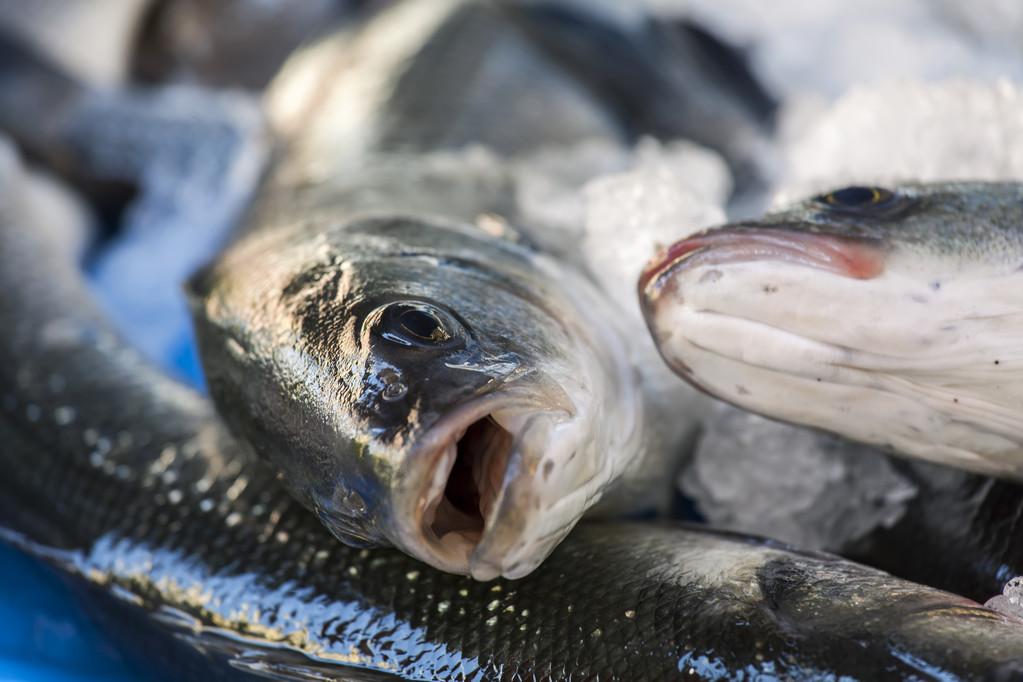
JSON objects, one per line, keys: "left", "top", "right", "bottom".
{"left": 1, "top": 1, "right": 1022, "bottom": 680}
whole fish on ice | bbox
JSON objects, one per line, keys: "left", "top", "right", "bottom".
{"left": 190, "top": 0, "right": 775, "bottom": 578}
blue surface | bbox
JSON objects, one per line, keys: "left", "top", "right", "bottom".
{"left": 0, "top": 277, "right": 206, "bottom": 682}
{"left": 168, "top": 326, "right": 207, "bottom": 391}
{"left": 0, "top": 547, "right": 136, "bottom": 682}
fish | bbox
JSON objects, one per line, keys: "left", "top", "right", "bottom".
{"left": 187, "top": 0, "right": 643, "bottom": 582}
{"left": 188, "top": 208, "right": 646, "bottom": 581}
{"left": 4, "top": 146, "right": 1023, "bottom": 677}
{"left": 0, "top": 0, "right": 737, "bottom": 583}
{"left": 186, "top": 0, "right": 776, "bottom": 579}
{"left": 640, "top": 182, "right": 1023, "bottom": 480}
{"left": 500, "top": 0, "right": 777, "bottom": 195}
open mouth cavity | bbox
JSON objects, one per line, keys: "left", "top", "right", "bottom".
{"left": 427, "top": 415, "right": 513, "bottom": 549}
{"left": 410, "top": 403, "right": 542, "bottom": 575}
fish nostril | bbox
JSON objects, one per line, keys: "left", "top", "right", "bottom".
{"left": 378, "top": 368, "right": 408, "bottom": 402}
{"left": 382, "top": 381, "right": 408, "bottom": 401}
{"left": 542, "top": 459, "right": 554, "bottom": 481}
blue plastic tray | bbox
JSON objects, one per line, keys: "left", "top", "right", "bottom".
{"left": 0, "top": 316, "right": 206, "bottom": 682}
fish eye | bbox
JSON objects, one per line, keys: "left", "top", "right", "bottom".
{"left": 399, "top": 308, "right": 445, "bottom": 341}
{"left": 817, "top": 186, "right": 896, "bottom": 210}
{"left": 373, "top": 301, "right": 465, "bottom": 349}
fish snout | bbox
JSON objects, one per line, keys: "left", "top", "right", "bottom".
{"left": 394, "top": 395, "right": 579, "bottom": 580}
{"left": 639, "top": 226, "right": 885, "bottom": 304}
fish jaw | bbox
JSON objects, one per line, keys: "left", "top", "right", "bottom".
{"left": 640, "top": 226, "right": 1023, "bottom": 478}
{"left": 391, "top": 392, "right": 590, "bottom": 580}
{"left": 638, "top": 227, "right": 885, "bottom": 293}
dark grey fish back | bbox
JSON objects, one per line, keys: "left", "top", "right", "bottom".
{"left": 848, "top": 462, "right": 1023, "bottom": 603}
{"left": 377, "top": 1, "right": 619, "bottom": 156}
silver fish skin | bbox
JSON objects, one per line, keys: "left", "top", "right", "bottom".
{"left": 641, "top": 181, "right": 1023, "bottom": 479}
{"left": 8, "top": 140, "right": 1023, "bottom": 680}
{"left": 188, "top": 0, "right": 661, "bottom": 580}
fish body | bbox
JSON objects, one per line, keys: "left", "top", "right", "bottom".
{"left": 264, "top": 0, "right": 774, "bottom": 192}
{"left": 641, "top": 182, "right": 1023, "bottom": 479}
{"left": 131, "top": 0, "right": 367, "bottom": 90}
{"left": 188, "top": 0, "right": 775, "bottom": 578}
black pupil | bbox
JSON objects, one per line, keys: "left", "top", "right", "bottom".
{"left": 830, "top": 186, "right": 879, "bottom": 206}
{"left": 399, "top": 308, "right": 444, "bottom": 340}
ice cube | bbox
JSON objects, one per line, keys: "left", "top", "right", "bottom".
{"left": 650, "top": 0, "right": 1023, "bottom": 101}
{"left": 681, "top": 401, "right": 918, "bottom": 551}
{"left": 986, "top": 576, "right": 1023, "bottom": 619}
{"left": 779, "top": 80, "right": 1023, "bottom": 201}
{"left": 510, "top": 138, "right": 640, "bottom": 256}
{"left": 579, "top": 139, "right": 729, "bottom": 314}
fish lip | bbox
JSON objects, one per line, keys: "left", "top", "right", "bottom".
{"left": 392, "top": 392, "right": 562, "bottom": 578}
{"left": 638, "top": 226, "right": 886, "bottom": 298}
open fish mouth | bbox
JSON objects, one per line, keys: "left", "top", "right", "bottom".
{"left": 395, "top": 393, "right": 572, "bottom": 580}
{"left": 639, "top": 227, "right": 886, "bottom": 296}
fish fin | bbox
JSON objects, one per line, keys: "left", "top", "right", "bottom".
{"left": 665, "top": 19, "right": 776, "bottom": 128}
{"left": 500, "top": 2, "right": 777, "bottom": 191}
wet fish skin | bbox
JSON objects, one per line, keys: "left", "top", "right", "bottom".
{"left": 847, "top": 460, "right": 1023, "bottom": 604}
{"left": 5, "top": 142, "right": 1023, "bottom": 681}
{"left": 641, "top": 182, "right": 1023, "bottom": 479}
{"left": 189, "top": 208, "right": 645, "bottom": 580}
{"left": 188, "top": 0, "right": 705, "bottom": 581}
{"left": 189, "top": 201, "right": 650, "bottom": 576}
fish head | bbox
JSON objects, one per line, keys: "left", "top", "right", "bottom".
{"left": 640, "top": 182, "right": 1023, "bottom": 476}
{"left": 189, "top": 214, "right": 640, "bottom": 579}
